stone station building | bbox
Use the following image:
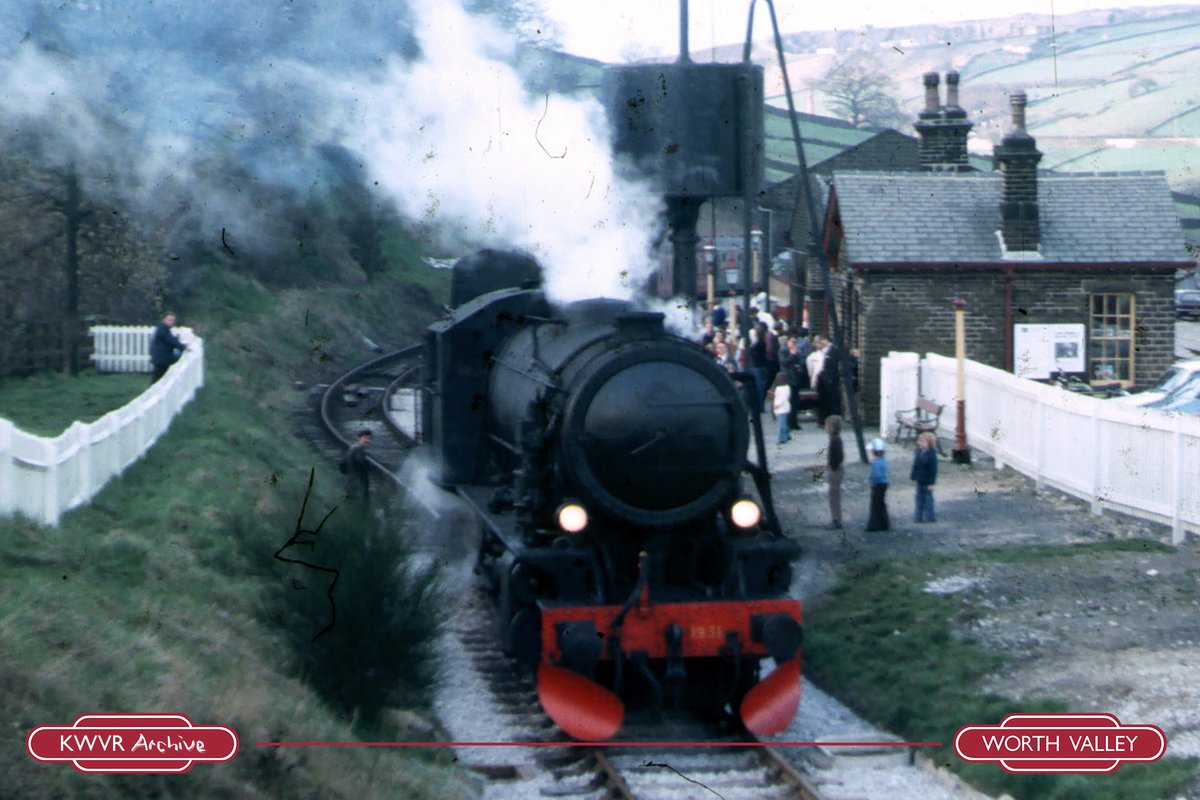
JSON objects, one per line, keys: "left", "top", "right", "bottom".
{"left": 821, "top": 75, "right": 1190, "bottom": 423}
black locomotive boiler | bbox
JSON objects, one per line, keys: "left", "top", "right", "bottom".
{"left": 423, "top": 252, "right": 802, "bottom": 740}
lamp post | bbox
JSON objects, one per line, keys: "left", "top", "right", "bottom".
{"left": 757, "top": 206, "right": 774, "bottom": 263}
{"left": 703, "top": 243, "right": 716, "bottom": 311}
{"left": 952, "top": 297, "right": 972, "bottom": 464}
{"left": 724, "top": 265, "right": 741, "bottom": 290}
{"left": 750, "top": 229, "right": 763, "bottom": 291}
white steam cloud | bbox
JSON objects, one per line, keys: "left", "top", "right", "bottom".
{"left": 334, "top": 3, "right": 663, "bottom": 303}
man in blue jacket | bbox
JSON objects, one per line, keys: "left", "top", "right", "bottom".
{"left": 149, "top": 311, "right": 188, "bottom": 384}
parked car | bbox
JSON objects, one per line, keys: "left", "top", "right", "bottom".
{"left": 1165, "top": 397, "right": 1200, "bottom": 414}
{"left": 1144, "top": 371, "right": 1200, "bottom": 411}
{"left": 1178, "top": 289, "right": 1200, "bottom": 320}
{"left": 1111, "top": 359, "right": 1200, "bottom": 407}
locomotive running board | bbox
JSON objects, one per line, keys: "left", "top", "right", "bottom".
{"left": 537, "top": 662, "right": 625, "bottom": 741}
{"left": 740, "top": 658, "right": 801, "bottom": 736}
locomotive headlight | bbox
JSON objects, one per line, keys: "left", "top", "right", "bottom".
{"left": 730, "top": 499, "right": 762, "bottom": 529}
{"left": 556, "top": 502, "right": 589, "bottom": 533}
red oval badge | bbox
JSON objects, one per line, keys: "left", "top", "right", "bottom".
{"left": 954, "top": 713, "right": 1166, "bottom": 774}
{"left": 27, "top": 713, "right": 238, "bottom": 774}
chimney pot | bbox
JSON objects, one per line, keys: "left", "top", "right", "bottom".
{"left": 945, "top": 71, "right": 961, "bottom": 108}
{"left": 922, "top": 72, "right": 940, "bottom": 113}
{"left": 1009, "top": 90, "right": 1028, "bottom": 135}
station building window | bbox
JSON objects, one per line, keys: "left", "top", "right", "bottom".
{"left": 1088, "top": 293, "right": 1135, "bottom": 384}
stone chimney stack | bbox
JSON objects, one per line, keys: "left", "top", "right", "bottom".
{"left": 922, "top": 72, "right": 940, "bottom": 114}
{"left": 945, "top": 72, "right": 962, "bottom": 109}
{"left": 993, "top": 91, "right": 1043, "bottom": 252}
{"left": 913, "top": 72, "right": 973, "bottom": 171}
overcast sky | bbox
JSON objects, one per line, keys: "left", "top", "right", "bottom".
{"left": 539, "top": 1, "right": 1199, "bottom": 61}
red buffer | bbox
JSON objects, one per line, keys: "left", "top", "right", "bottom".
{"left": 537, "top": 597, "right": 802, "bottom": 740}
{"left": 740, "top": 658, "right": 801, "bottom": 736}
{"left": 537, "top": 662, "right": 625, "bottom": 742}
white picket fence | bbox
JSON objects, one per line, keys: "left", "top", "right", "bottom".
{"left": 0, "top": 326, "right": 204, "bottom": 526}
{"left": 881, "top": 351, "right": 1200, "bottom": 544}
{"left": 89, "top": 325, "right": 159, "bottom": 372}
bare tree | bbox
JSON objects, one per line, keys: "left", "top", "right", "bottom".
{"left": 814, "top": 53, "right": 907, "bottom": 130}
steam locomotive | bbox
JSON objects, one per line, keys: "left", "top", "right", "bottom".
{"left": 422, "top": 250, "right": 803, "bottom": 740}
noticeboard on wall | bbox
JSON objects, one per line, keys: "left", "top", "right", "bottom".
{"left": 1013, "top": 324, "right": 1086, "bottom": 379}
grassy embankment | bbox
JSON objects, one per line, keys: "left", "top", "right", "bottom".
{"left": 804, "top": 540, "right": 1197, "bottom": 800}
{"left": 0, "top": 244, "right": 475, "bottom": 798}
{"left": 0, "top": 371, "right": 148, "bottom": 437}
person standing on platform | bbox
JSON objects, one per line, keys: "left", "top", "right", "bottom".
{"left": 780, "top": 336, "right": 803, "bottom": 431}
{"left": 815, "top": 339, "right": 842, "bottom": 426}
{"left": 714, "top": 340, "right": 735, "bottom": 373}
{"left": 911, "top": 432, "right": 938, "bottom": 523}
{"left": 748, "top": 321, "right": 769, "bottom": 412}
{"left": 770, "top": 373, "right": 791, "bottom": 445}
{"left": 866, "top": 438, "right": 890, "bottom": 532}
{"left": 795, "top": 330, "right": 812, "bottom": 390}
{"left": 806, "top": 336, "right": 826, "bottom": 392}
{"left": 711, "top": 302, "right": 727, "bottom": 332}
{"left": 764, "top": 323, "right": 781, "bottom": 397}
{"left": 825, "top": 415, "right": 844, "bottom": 530}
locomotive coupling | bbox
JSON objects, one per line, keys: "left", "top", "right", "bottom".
{"left": 556, "top": 620, "right": 603, "bottom": 673}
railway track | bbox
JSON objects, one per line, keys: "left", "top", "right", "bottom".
{"left": 436, "top": 588, "right": 833, "bottom": 800}
{"left": 588, "top": 737, "right": 828, "bottom": 800}
{"left": 301, "top": 344, "right": 460, "bottom": 521}
{"left": 316, "top": 344, "right": 423, "bottom": 470}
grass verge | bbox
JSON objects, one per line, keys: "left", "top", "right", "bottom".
{"left": 0, "top": 370, "right": 149, "bottom": 436}
{"left": 803, "top": 542, "right": 1196, "bottom": 800}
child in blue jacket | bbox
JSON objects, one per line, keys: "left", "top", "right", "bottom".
{"left": 910, "top": 432, "right": 938, "bottom": 522}
{"left": 866, "top": 438, "right": 890, "bottom": 531}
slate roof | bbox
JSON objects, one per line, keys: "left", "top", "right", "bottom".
{"left": 831, "top": 170, "right": 1192, "bottom": 265}
{"left": 763, "top": 108, "right": 876, "bottom": 184}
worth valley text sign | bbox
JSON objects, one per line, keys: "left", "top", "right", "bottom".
{"left": 955, "top": 713, "right": 1165, "bottom": 773}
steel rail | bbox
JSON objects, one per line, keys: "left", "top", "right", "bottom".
{"left": 571, "top": 735, "right": 833, "bottom": 800}
{"left": 591, "top": 749, "right": 638, "bottom": 800}
{"left": 758, "top": 741, "right": 830, "bottom": 800}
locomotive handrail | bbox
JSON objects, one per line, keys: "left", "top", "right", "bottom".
{"left": 731, "top": 370, "right": 784, "bottom": 536}
{"left": 381, "top": 364, "right": 422, "bottom": 442}
{"left": 318, "top": 344, "right": 422, "bottom": 477}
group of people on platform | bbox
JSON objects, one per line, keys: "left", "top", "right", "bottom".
{"left": 697, "top": 301, "right": 940, "bottom": 534}
{"left": 696, "top": 300, "right": 860, "bottom": 442}
{"left": 818, "top": 423, "right": 938, "bottom": 534}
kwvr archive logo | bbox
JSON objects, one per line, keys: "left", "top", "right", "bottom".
{"left": 955, "top": 712, "right": 1166, "bottom": 774}
{"left": 26, "top": 713, "right": 238, "bottom": 774}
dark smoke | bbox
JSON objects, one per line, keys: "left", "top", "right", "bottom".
{"left": 1, "top": 2, "right": 425, "bottom": 260}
